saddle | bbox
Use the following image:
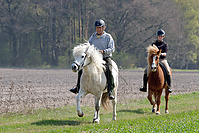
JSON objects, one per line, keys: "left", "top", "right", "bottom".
{"left": 159, "top": 62, "right": 167, "bottom": 86}
{"left": 103, "top": 62, "right": 113, "bottom": 90}
{"left": 103, "top": 63, "right": 109, "bottom": 82}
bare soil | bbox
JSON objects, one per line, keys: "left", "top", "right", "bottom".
{"left": 0, "top": 68, "right": 198, "bottom": 114}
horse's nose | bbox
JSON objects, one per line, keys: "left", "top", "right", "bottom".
{"left": 151, "top": 66, "right": 156, "bottom": 71}
{"left": 151, "top": 63, "right": 157, "bottom": 72}
{"left": 71, "top": 63, "right": 78, "bottom": 72}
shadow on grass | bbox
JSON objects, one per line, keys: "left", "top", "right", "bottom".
{"left": 31, "top": 119, "right": 91, "bottom": 126}
{"left": 117, "top": 109, "right": 146, "bottom": 114}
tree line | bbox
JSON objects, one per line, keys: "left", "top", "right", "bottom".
{"left": 0, "top": 0, "right": 198, "bottom": 69}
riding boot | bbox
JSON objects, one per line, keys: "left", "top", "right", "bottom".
{"left": 108, "top": 73, "right": 115, "bottom": 100}
{"left": 103, "top": 57, "right": 115, "bottom": 100}
{"left": 167, "top": 74, "right": 172, "bottom": 93}
{"left": 70, "top": 70, "right": 82, "bottom": 94}
{"left": 140, "top": 73, "right": 148, "bottom": 92}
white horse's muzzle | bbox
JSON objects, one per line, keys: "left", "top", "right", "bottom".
{"left": 71, "top": 63, "right": 79, "bottom": 72}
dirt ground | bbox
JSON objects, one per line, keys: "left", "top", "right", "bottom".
{"left": 0, "top": 68, "right": 199, "bottom": 114}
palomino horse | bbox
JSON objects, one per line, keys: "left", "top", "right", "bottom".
{"left": 71, "top": 42, "right": 118, "bottom": 123}
{"left": 147, "top": 44, "right": 172, "bottom": 115}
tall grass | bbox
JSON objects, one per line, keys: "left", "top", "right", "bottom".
{"left": 0, "top": 92, "right": 198, "bottom": 133}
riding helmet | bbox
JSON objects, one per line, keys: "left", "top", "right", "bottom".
{"left": 94, "top": 19, "right": 105, "bottom": 27}
{"left": 156, "top": 29, "right": 165, "bottom": 36}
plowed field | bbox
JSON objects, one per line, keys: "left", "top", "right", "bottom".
{"left": 0, "top": 68, "right": 198, "bottom": 113}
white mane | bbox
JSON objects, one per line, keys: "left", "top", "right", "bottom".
{"left": 73, "top": 42, "right": 105, "bottom": 72}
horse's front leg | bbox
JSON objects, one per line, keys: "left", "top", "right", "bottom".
{"left": 76, "top": 89, "right": 87, "bottom": 117}
{"left": 165, "top": 89, "right": 170, "bottom": 113}
{"left": 93, "top": 96, "right": 101, "bottom": 124}
{"left": 147, "top": 89, "right": 156, "bottom": 113}
{"left": 156, "top": 91, "right": 162, "bottom": 115}
{"left": 112, "top": 91, "right": 117, "bottom": 121}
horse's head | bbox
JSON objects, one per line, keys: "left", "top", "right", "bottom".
{"left": 71, "top": 44, "right": 90, "bottom": 72}
{"left": 147, "top": 44, "right": 162, "bottom": 72}
{"left": 71, "top": 42, "right": 105, "bottom": 73}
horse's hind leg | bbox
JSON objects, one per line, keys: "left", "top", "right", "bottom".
{"left": 165, "top": 89, "right": 170, "bottom": 113}
{"left": 147, "top": 90, "right": 156, "bottom": 113}
{"left": 76, "top": 90, "right": 87, "bottom": 117}
{"left": 93, "top": 96, "right": 101, "bottom": 124}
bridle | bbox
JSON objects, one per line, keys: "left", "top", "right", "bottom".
{"left": 73, "top": 47, "right": 91, "bottom": 71}
{"left": 151, "top": 54, "right": 160, "bottom": 72}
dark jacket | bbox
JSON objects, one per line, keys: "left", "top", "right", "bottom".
{"left": 152, "top": 40, "right": 168, "bottom": 59}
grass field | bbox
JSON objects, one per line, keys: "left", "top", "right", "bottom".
{"left": 0, "top": 92, "right": 198, "bottom": 133}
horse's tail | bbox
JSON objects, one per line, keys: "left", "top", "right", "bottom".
{"left": 101, "top": 92, "right": 112, "bottom": 111}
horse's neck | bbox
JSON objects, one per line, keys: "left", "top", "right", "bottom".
{"left": 83, "top": 63, "right": 103, "bottom": 76}
{"left": 83, "top": 66, "right": 92, "bottom": 75}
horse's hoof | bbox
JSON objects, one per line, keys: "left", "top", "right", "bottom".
{"left": 77, "top": 111, "right": 84, "bottom": 117}
{"left": 156, "top": 112, "right": 161, "bottom": 115}
{"left": 93, "top": 119, "right": 100, "bottom": 124}
{"left": 165, "top": 110, "right": 169, "bottom": 114}
{"left": 112, "top": 116, "right": 116, "bottom": 121}
{"left": 152, "top": 108, "right": 156, "bottom": 113}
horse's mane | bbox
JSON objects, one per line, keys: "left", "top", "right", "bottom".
{"left": 73, "top": 42, "right": 105, "bottom": 72}
{"left": 147, "top": 44, "right": 159, "bottom": 65}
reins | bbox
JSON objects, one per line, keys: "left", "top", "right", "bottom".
{"left": 82, "top": 61, "right": 91, "bottom": 68}
{"left": 109, "top": 63, "right": 128, "bottom": 85}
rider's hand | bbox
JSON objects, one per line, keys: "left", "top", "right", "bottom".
{"left": 161, "top": 53, "right": 166, "bottom": 56}
{"left": 100, "top": 50, "right": 104, "bottom": 54}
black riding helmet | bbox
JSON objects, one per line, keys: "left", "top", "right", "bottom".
{"left": 156, "top": 29, "right": 165, "bottom": 36}
{"left": 95, "top": 19, "right": 105, "bottom": 27}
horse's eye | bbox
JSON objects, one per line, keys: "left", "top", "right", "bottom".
{"left": 81, "top": 55, "right": 84, "bottom": 58}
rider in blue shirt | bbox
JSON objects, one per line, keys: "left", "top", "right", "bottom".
{"left": 70, "top": 19, "right": 116, "bottom": 100}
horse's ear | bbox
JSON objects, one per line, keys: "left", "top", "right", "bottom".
{"left": 158, "top": 49, "right": 162, "bottom": 55}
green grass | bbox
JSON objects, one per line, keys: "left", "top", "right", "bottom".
{"left": 0, "top": 92, "right": 198, "bottom": 133}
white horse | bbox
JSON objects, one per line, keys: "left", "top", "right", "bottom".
{"left": 71, "top": 42, "right": 118, "bottom": 123}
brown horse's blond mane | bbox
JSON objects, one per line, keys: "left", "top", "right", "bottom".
{"left": 147, "top": 44, "right": 159, "bottom": 65}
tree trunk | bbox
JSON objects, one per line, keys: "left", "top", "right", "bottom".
{"left": 79, "top": 0, "right": 82, "bottom": 41}
{"left": 74, "top": 15, "right": 76, "bottom": 44}
{"left": 51, "top": 17, "right": 58, "bottom": 66}
{"left": 10, "top": 19, "right": 17, "bottom": 66}
{"left": 85, "top": 7, "right": 89, "bottom": 40}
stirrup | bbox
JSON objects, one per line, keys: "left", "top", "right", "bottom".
{"left": 70, "top": 86, "right": 79, "bottom": 94}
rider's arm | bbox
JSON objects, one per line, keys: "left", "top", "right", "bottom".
{"left": 103, "top": 34, "right": 115, "bottom": 54}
